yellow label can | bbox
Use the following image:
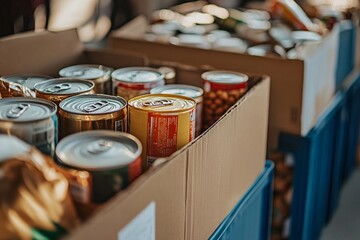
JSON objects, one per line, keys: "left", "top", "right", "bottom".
{"left": 128, "top": 94, "right": 196, "bottom": 169}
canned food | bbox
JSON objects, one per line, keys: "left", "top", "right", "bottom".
{"left": 129, "top": 94, "right": 196, "bottom": 169}
{"left": 1, "top": 74, "right": 51, "bottom": 90}
{"left": 202, "top": 71, "right": 248, "bottom": 130}
{"left": 58, "top": 94, "right": 127, "bottom": 140}
{"left": 59, "top": 64, "right": 113, "bottom": 94}
{"left": 112, "top": 67, "right": 165, "bottom": 100}
{"left": 0, "top": 97, "right": 57, "bottom": 156}
{"left": 55, "top": 130, "right": 142, "bottom": 204}
{"left": 158, "top": 66, "right": 176, "bottom": 84}
{"left": 34, "top": 78, "right": 95, "bottom": 107}
{"left": 151, "top": 84, "right": 203, "bottom": 136}
{"left": 0, "top": 135, "right": 80, "bottom": 240}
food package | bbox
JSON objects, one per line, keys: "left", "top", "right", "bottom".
{"left": 0, "top": 135, "right": 80, "bottom": 240}
{"left": 0, "top": 78, "right": 35, "bottom": 98}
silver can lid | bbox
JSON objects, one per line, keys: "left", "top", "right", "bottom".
{"left": 0, "top": 97, "right": 57, "bottom": 122}
{"left": 202, "top": 71, "right": 248, "bottom": 84}
{"left": 56, "top": 131, "right": 142, "bottom": 170}
{"left": 2, "top": 74, "right": 51, "bottom": 90}
{"left": 60, "top": 94, "right": 126, "bottom": 115}
{"left": 34, "top": 78, "right": 94, "bottom": 95}
{"left": 151, "top": 84, "right": 203, "bottom": 99}
{"left": 112, "top": 67, "right": 164, "bottom": 83}
{"left": 59, "top": 64, "right": 112, "bottom": 80}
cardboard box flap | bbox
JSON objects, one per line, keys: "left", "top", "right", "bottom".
{"left": 0, "top": 29, "right": 83, "bottom": 75}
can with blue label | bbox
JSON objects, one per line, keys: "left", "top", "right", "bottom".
{"left": 0, "top": 97, "right": 57, "bottom": 156}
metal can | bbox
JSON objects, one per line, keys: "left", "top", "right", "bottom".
{"left": 151, "top": 84, "right": 203, "bottom": 137}
{"left": 59, "top": 64, "right": 113, "bottom": 94}
{"left": 34, "top": 78, "right": 95, "bottom": 108}
{"left": 128, "top": 94, "right": 196, "bottom": 169}
{"left": 1, "top": 74, "right": 51, "bottom": 90}
{"left": 58, "top": 94, "right": 127, "bottom": 140}
{"left": 202, "top": 71, "right": 248, "bottom": 130}
{"left": 158, "top": 66, "right": 176, "bottom": 84}
{"left": 55, "top": 130, "right": 142, "bottom": 204}
{"left": 111, "top": 67, "right": 165, "bottom": 100}
{"left": 0, "top": 97, "right": 57, "bottom": 156}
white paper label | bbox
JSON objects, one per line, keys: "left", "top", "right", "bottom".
{"left": 118, "top": 202, "right": 156, "bottom": 240}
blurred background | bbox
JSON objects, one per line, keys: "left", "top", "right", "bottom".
{"left": 1, "top": 0, "right": 357, "bottom": 42}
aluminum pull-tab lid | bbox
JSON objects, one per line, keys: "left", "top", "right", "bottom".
{"left": 87, "top": 140, "right": 113, "bottom": 154}
{"left": 83, "top": 100, "right": 110, "bottom": 113}
{"left": 143, "top": 99, "right": 174, "bottom": 107}
{"left": 6, "top": 103, "right": 30, "bottom": 118}
{"left": 45, "top": 83, "right": 71, "bottom": 93}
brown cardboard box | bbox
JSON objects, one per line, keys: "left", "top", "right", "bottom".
{"left": 0, "top": 30, "right": 147, "bottom": 76}
{"left": 0, "top": 30, "right": 270, "bottom": 240}
{"left": 109, "top": 15, "right": 339, "bottom": 150}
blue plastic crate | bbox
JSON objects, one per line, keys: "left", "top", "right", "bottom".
{"left": 278, "top": 92, "right": 347, "bottom": 240}
{"left": 209, "top": 161, "right": 274, "bottom": 240}
{"left": 343, "top": 72, "right": 360, "bottom": 181}
{"left": 336, "top": 20, "right": 357, "bottom": 90}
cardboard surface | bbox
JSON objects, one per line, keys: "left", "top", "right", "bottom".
{"left": 0, "top": 29, "right": 147, "bottom": 76}
{"left": 110, "top": 15, "right": 339, "bottom": 149}
{"left": 185, "top": 77, "right": 270, "bottom": 239}
{"left": 1, "top": 30, "right": 269, "bottom": 240}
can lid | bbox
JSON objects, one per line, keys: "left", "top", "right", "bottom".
{"left": 202, "top": 71, "right": 248, "bottom": 85}
{"left": 112, "top": 67, "right": 164, "bottom": 83}
{"left": 60, "top": 94, "right": 126, "bottom": 115}
{"left": 34, "top": 78, "right": 94, "bottom": 95}
{"left": 151, "top": 84, "right": 203, "bottom": 99}
{"left": 2, "top": 75, "right": 51, "bottom": 90}
{"left": 56, "top": 131, "right": 142, "bottom": 170}
{"left": 158, "top": 67, "right": 176, "bottom": 80}
{"left": 0, "top": 97, "right": 57, "bottom": 122}
{"left": 129, "top": 94, "right": 195, "bottom": 112}
{"left": 59, "top": 65, "right": 112, "bottom": 80}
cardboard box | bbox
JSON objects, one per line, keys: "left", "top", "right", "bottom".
{"left": 110, "top": 15, "right": 339, "bottom": 150}
{"left": 0, "top": 30, "right": 147, "bottom": 76}
{"left": 0, "top": 30, "right": 269, "bottom": 240}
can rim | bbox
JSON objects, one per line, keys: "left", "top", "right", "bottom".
{"left": 1, "top": 74, "right": 52, "bottom": 80}
{"left": 0, "top": 97, "right": 57, "bottom": 122}
{"left": 150, "top": 84, "right": 204, "bottom": 98}
{"left": 111, "top": 67, "right": 165, "bottom": 84}
{"left": 59, "top": 94, "right": 127, "bottom": 115}
{"left": 201, "top": 70, "right": 249, "bottom": 85}
{"left": 34, "top": 78, "right": 95, "bottom": 95}
{"left": 56, "top": 130, "right": 143, "bottom": 171}
{"left": 128, "top": 93, "right": 196, "bottom": 113}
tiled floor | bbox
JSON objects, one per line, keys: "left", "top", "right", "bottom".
{"left": 321, "top": 169, "right": 360, "bottom": 240}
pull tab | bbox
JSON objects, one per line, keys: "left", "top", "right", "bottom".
{"left": 143, "top": 99, "right": 174, "bottom": 107}
{"left": 87, "top": 140, "right": 113, "bottom": 154}
{"left": 84, "top": 100, "right": 109, "bottom": 112}
{"left": 7, "top": 103, "right": 30, "bottom": 118}
{"left": 45, "top": 83, "right": 71, "bottom": 93}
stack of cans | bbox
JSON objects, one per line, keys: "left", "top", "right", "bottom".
{"left": 0, "top": 61, "right": 252, "bottom": 234}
